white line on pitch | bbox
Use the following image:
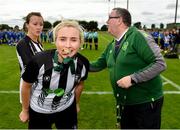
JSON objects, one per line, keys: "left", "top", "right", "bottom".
{"left": 163, "top": 82, "right": 169, "bottom": 85}
{"left": 1, "top": 90, "right": 180, "bottom": 95}
{"left": 161, "top": 75, "right": 180, "bottom": 90}
{"left": 164, "top": 91, "right": 180, "bottom": 94}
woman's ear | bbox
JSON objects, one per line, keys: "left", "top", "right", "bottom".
{"left": 25, "top": 23, "right": 29, "bottom": 30}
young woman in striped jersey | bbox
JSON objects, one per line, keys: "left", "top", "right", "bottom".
{"left": 16, "top": 12, "right": 44, "bottom": 103}
{"left": 19, "top": 20, "right": 89, "bottom": 129}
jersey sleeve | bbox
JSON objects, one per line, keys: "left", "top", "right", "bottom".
{"left": 22, "top": 58, "right": 39, "bottom": 83}
{"left": 16, "top": 40, "right": 32, "bottom": 67}
{"left": 81, "top": 57, "right": 89, "bottom": 81}
{"left": 77, "top": 54, "right": 89, "bottom": 81}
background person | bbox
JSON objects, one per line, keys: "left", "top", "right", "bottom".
{"left": 82, "top": 29, "right": 89, "bottom": 49}
{"left": 88, "top": 30, "right": 93, "bottom": 50}
{"left": 93, "top": 29, "right": 98, "bottom": 50}
{"left": 90, "top": 7, "right": 166, "bottom": 129}
{"left": 16, "top": 12, "right": 44, "bottom": 103}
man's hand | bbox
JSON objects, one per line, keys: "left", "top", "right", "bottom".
{"left": 116, "top": 75, "right": 132, "bottom": 89}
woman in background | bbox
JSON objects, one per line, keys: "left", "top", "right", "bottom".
{"left": 16, "top": 12, "right": 44, "bottom": 103}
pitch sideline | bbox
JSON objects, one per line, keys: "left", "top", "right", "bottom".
{"left": 0, "top": 90, "right": 180, "bottom": 95}
{"left": 161, "top": 75, "right": 180, "bottom": 90}
{"left": 0, "top": 73, "right": 179, "bottom": 95}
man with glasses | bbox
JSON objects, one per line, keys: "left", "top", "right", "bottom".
{"left": 90, "top": 7, "right": 166, "bottom": 129}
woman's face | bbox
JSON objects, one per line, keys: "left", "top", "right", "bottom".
{"left": 55, "top": 26, "right": 81, "bottom": 59}
{"left": 26, "top": 15, "right": 43, "bottom": 38}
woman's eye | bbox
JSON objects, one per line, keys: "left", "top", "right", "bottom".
{"left": 61, "top": 39, "right": 66, "bottom": 41}
{"left": 71, "top": 38, "right": 78, "bottom": 42}
{"left": 58, "top": 37, "right": 65, "bottom": 41}
{"left": 72, "top": 39, "right": 77, "bottom": 42}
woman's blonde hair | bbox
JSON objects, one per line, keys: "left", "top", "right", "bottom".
{"left": 53, "top": 20, "right": 84, "bottom": 44}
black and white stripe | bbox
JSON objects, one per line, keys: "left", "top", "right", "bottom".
{"left": 16, "top": 36, "right": 43, "bottom": 103}
{"left": 22, "top": 49, "right": 89, "bottom": 114}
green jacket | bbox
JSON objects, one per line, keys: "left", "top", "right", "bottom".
{"left": 90, "top": 27, "right": 166, "bottom": 105}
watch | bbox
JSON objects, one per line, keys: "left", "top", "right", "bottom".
{"left": 131, "top": 78, "right": 136, "bottom": 85}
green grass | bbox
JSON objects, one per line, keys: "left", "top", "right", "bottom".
{"left": 0, "top": 32, "right": 180, "bottom": 129}
{"left": 163, "top": 59, "right": 180, "bottom": 84}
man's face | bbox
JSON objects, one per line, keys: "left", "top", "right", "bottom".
{"left": 55, "top": 26, "right": 81, "bottom": 59}
{"left": 106, "top": 10, "right": 121, "bottom": 37}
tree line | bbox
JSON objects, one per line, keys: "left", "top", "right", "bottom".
{"left": 1, "top": 20, "right": 177, "bottom": 32}
{"left": 0, "top": 20, "right": 104, "bottom": 32}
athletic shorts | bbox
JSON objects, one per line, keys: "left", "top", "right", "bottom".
{"left": 28, "top": 100, "right": 77, "bottom": 129}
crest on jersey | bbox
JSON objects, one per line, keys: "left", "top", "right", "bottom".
{"left": 43, "top": 76, "right": 51, "bottom": 82}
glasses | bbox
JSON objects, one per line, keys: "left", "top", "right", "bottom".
{"left": 108, "top": 16, "right": 120, "bottom": 20}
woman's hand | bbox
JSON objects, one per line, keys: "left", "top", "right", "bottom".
{"left": 19, "top": 110, "right": 29, "bottom": 123}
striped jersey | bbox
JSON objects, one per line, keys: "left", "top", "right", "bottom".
{"left": 16, "top": 35, "right": 44, "bottom": 75}
{"left": 16, "top": 35, "right": 43, "bottom": 103}
{"left": 22, "top": 49, "right": 89, "bottom": 114}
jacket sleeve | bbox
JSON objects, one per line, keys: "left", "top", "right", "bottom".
{"left": 130, "top": 31, "right": 167, "bottom": 83}
{"left": 89, "top": 42, "right": 113, "bottom": 72}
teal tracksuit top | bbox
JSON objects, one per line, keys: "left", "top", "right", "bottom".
{"left": 90, "top": 27, "right": 166, "bottom": 105}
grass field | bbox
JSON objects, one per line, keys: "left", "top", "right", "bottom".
{"left": 0, "top": 31, "right": 180, "bottom": 129}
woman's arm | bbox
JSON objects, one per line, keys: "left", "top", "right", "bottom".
{"left": 75, "top": 81, "right": 84, "bottom": 113}
{"left": 19, "top": 80, "right": 32, "bottom": 123}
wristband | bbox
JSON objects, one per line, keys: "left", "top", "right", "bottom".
{"left": 131, "top": 78, "right": 136, "bottom": 85}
